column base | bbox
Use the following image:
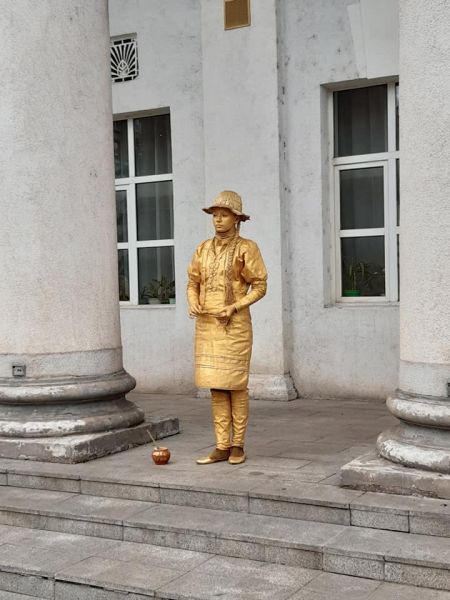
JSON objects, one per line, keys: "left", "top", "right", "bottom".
{"left": 197, "top": 373, "right": 298, "bottom": 401}
{"left": 0, "top": 370, "right": 143, "bottom": 437}
{"left": 340, "top": 449, "right": 450, "bottom": 500}
{"left": 0, "top": 416, "right": 180, "bottom": 463}
{"left": 377, "top": 390, "right": 450, "bottom": 473}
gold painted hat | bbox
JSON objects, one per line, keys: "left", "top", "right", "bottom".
{"left": 202, "top": 190, "right": 250, "bottom": 221}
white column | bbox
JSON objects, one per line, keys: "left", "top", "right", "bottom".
{"left": 0, "top": 0, "right": 146, "bottom": 459}
{"left": 377, "top": 0, "right": 450, "bottom": 472}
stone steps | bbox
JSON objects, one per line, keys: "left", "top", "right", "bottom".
{"left": 0, "top": 487, "right": 450, "bottom": 591}
{"left": 2, "top": 465, "right": 450, "bottom": 537}
{"left": 0, "top": 523, "right": 449, "bottom": 600}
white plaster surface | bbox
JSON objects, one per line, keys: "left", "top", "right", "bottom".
{"left": 278, "top": 0, "right": 399, "bottom": 398}
{"left": 110, "top": 0, "right": 401, "bottom": 399}
{"left": 397, "top": 0, "right": 450, "bottom": 397}
{"left": 1, "top": 1, "right": 122, "bottom": 365}
{"left": 348, "top": 0, "right": 399, "bottom": 79}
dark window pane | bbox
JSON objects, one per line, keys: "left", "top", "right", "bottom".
{"left": 340, "top": 167, "right": 384, "bottom": 230}
{"left": 116, "top": 190, "right": 128, "bottom": 243}
{"left": 395, "top": 83, "right": 399, "bottom": 151}
{"left": 136, "top": 181, "right": 174, "bottom": 241}
{"left": 118, "top": 249, "right": 130, "bottom": 301}
{"left": 113, "top": 120, "right": 129, "bottom": 178}
{"left": 138, "top": 246, "right": 175, "bottom": 305}
{"left": 334, "top": 85, "right": 387, "bottom": 157}
{"left": 396, "top": 159, "right": 400, "bottom": 226}
{"left": 341, "top": 236, "right": 385, "bottom": 297}
{"left": 134, "top": 114, "right": 172, "bottom": 176}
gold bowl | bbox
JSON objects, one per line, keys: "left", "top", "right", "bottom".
{"left": 152, "top": 446, "right": 171, "bottom": 465}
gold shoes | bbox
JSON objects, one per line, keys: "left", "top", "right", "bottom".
{"left": 228, "top": 446, "right": 246, "bottom": 465}
{"left": 196, "top": 448, "right": 230, "bottom": 465}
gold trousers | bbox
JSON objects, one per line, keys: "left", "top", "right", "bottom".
{"left": 210, "top": 388, "right": 249, "bottom": 450}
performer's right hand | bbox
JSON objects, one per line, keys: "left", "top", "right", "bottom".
{"left": 189, "top": 302, "right": 203, "bottom": 318}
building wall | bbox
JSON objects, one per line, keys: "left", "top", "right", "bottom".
{"left": 109, "top": 0, "right": 400, "bottom": 399}
{"left": 278, "top": 0, "right": 399, "bottom": 398}
{"left": 109, "top": 0, "right": 205, "bottom": 393}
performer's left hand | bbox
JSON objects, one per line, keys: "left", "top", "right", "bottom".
{"left": 214, "top": 305, "right": 237, "bottom": 319}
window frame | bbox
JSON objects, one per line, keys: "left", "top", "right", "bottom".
{"left": 114, "top": 113, "right": 175, "bottom": 306}
{"left": 330, "top": 81, "right": 400, "bottom": 304}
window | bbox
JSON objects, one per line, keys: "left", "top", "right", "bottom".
{"left": 114, "top": 114, "right": 175, "bottom": 305}
{"left": 333, "top": 83, "right": 399, "bottom": 302}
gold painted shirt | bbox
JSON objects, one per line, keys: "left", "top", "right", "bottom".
{"left": 187, "top": 236, "right": 267, "bottom": 390}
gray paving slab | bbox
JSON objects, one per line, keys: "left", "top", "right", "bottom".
{"left": 370, "top": 582, "right": 450, "bottom": 599}
{"left": 55, "top": 581, "right": 152, "bottom": 600}
{"left": 0, "top": 487, "right": 74, "bottom": 512}
{"left": 53, "top": 493, "right": 156, "bottom": 524}
{"left": 288, "top": 572, "right": 381, "bottom": 599}
{"left": 156, "top": 555, "right": 318, "bottom": 600}
{"left": 0, "top": 542, "right": 82, "bottom": 578}
{"left": 125, "top": 503, "right": 346, "bottom": 551}
{"left": 56, "top": 555, "right": 183, "bottom": 596}
{"left": 0, "top": 592, "right": 48, "bottom": 600}
{"left": 326, "top": 526, "right": 450, "bottom": 569}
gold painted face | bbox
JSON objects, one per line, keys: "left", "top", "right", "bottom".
{"left": 212, "top": 207, "right": 239, "bottom": 235}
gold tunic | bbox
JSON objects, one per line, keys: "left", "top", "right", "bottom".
{"left": 187, "top": 236, "right": 267, "bottom": 390}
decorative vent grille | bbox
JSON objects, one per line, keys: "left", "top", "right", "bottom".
{"left": 111, "top": 36, "right": 138, "bottom": 83}
{"left": 224, "top": 0, "right": 251, "bottom": 30}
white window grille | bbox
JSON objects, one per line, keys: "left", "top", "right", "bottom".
{"left": 111, "top": 36, "right": 138, "bottom": 83}
{"left": 332, "top": 82, "right": 399, "bottom": 302}
{"left": 114, "top": 113, "right": 175, "bottom": 305}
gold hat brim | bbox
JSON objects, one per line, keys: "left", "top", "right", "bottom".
{"left": 202, "top": 206, "right": 250, "bottom": 221}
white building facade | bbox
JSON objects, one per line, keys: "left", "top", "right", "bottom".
{"left": 109, "top": 0, "right": 400, "bottom": 401}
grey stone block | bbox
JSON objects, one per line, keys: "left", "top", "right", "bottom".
{"left": 0, "top": 571, "right": 53, "bottom": 598}
{"left": 160, "top": 487, "right": 248, "bottom": 512}
{"left": 56, "top": 555, "right": 183, "bottom": 596}
{"left": 370, "top": 581, "right": 450, "bottom": 599}
{"left": 157, "top": 555, "right": 316, "bottom": 600}
{"left": 214, "top": 538, "right": 265, "bottom": 562}
{"left": 7, "top": 473, "right": 80, "bottom": 493}
{"left": 55, "top": 581, "right": 152, "bottom": 600}
{"left": 124, "top": 526, "right": 216, "bottom": 554}
{"left": 81, "top": 479, "right": 160, "bottom": 503}
{"left": 0, "top": 510, "right": 123, "bottom": 540}
{"left": 385, "top": 562, "right": 450, "bottom": 591}
{"left": 0, "top": 591, "right": 49, "bottom": 600}
{"left": 410, "top": 515, "right": 450, "bottom": 537}
{"left": 264, "top": 545, "right": 323, "bottom": 570}
{"left": 323, "top": 552, "right": 384, "bottom": 580}
{"left": 249, "top": 497, "right": 350, "bottom": 525}
{"left": 351, "top": 508, "right": 409, "bottom": 532}
{"left": 0, "top": 473, "right": 7, "bottom": 486}
{"left": 0, "top": 417, "right": 179, "bottom": 463}
{"left": 341, "top": 450, "right": 450, "bottom": 500}
{"left": 288, "top": 572, "right": 381, "bottom": 600}
{"left": 52, "top": 493, "right": 154, "bottom": 524}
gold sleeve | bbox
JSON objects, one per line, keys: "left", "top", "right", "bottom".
{"left": 186, "top": 245, "right": 202, "bottom": 307}
{"left": 234, "top": 242, "right": 267, "bottom": 311}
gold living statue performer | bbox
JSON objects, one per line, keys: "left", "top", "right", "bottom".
{"left": 187, "top": 191, "right": 267, "bottom": 465}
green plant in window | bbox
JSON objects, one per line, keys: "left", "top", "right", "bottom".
{"left": 156, "top": 276, "right": 175, "bottom": 303}
{"left": 343, "top": 261, "right": 385, "bottom": 297}
{"left": 141, "top": 281, "right": 160, "bottom": 303}
{"left": 141, "top": 277, "right": 175, "bottom": 304}
{"left": 343, "top": 261, "right": 365, "bottom": 296}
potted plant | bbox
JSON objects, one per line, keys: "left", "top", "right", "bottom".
{"left": 343, "top": 261, "right": 365, "bottom": 297}
{"left": 157, "top": 276, "right": 175, "bottom": 304}
{"left": 140, "top": 281, "right": 160, "bottom": 304}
